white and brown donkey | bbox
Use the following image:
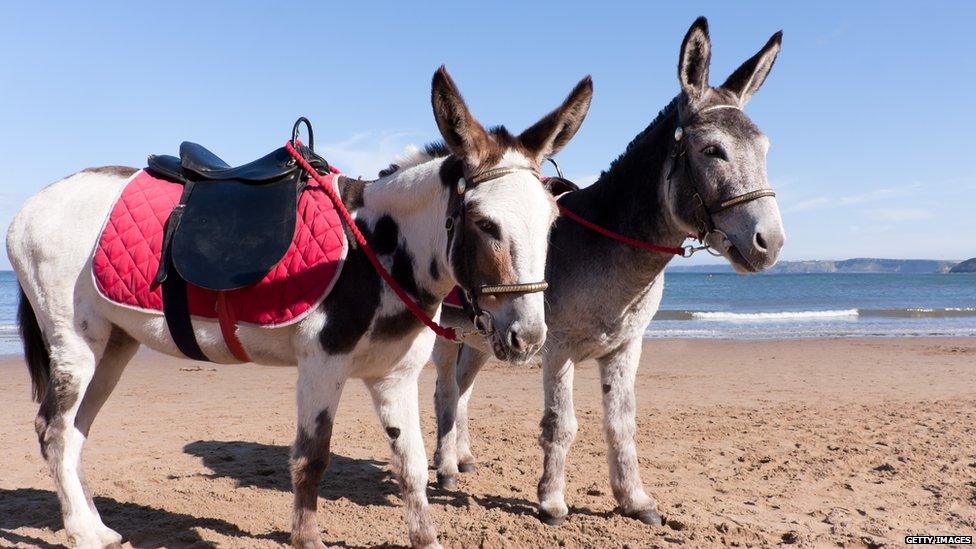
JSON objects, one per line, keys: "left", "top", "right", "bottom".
{"left": 8, "top": 67, "right": 592, "bottom": 548}
{"left": 431, "top": 18, "right": 786, "bottom": 526}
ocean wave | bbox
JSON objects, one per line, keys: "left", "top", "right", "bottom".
{"left": 859, "top": 307, "right": 976, "bottom": 318}
{"left": 654, "top": 309, "right": 858, "bottom": 322}
{"left": 654, "top": 307, "right": 976, "bottom": 322}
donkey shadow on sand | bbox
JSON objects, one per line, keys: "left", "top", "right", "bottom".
{"left": 0, "top": 443, "right": 613, "bottom": 549}
{"left": 1, "top": 445, "right": 407, "bottom": 549}
{"left": 183, "top": 440, "right": 607, "bottom": 520}
{"left": 0, "top": 487, "right": 299, "bottom": 549}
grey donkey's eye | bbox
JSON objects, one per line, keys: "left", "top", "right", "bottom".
{"left": 701, "top": 145, "right": 728, "bottom": 161}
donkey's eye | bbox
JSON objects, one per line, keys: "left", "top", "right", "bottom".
{"left": 701, "top": 145, "right": 727, "bottom": 160}
{"left": 475, "top": 218, "right": 500, "bottom": 238}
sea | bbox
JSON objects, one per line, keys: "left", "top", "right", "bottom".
{"left": 0, "top": 271, "right": 973, "bottom": 355}
{"left": 650, "top": 272, "right": 976, "bottom": 339}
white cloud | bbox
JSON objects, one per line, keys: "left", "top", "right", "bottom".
{"left": 815, "top": 23, "right": 848, "bottom": 45}
{"left": 837, "top": 183, "right": 922, "bottom": 206}
{"left": 864, "top": 208, "right": 934, "bottom": 222}
{"left": 784, "top": 196, "right": 830, "bottom": 213}
{"left": 780, "top": 182, "right": 924, "bottom": 214}
{"left": 319, "top": 130, "right": 425, "bottom": 179}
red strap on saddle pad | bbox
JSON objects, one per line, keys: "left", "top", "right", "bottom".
{"left": 216, "top": 292, "right": 250, "bottom": 362}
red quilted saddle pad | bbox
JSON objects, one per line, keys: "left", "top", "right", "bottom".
{"left": 92, "top": 169, "right": 347, "bottom": 327}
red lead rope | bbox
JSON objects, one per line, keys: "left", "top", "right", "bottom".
{"left": 285, "top": 141, "right": 460, "bottom": 341}
{"left": 556, "top": 204, "right": 687, "bottom": 256}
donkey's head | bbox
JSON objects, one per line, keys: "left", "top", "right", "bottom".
{"left": 432, "top": 66, "right": 592, "bottom": 362}
{"left": 668, "top": 17, "right": 785, "bottom": 273}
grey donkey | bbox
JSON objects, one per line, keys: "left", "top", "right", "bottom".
{"left": 429, "top": 17, "right": 786, "bottom": 526}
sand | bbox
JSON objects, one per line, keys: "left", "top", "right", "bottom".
{"left": 1, "top": 338, "right": 975, "bottom": 548}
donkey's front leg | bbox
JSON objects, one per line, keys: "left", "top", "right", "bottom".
{"left": 290, "top": 358, "right": 345, "bottom": 549}
{"left": 598, "top": 339, "right": 663, "bottom": 525}
{"left": 367, "top": 373, "right": 440, "bottom": 549}
{"left": 537, "top": 352, "right": 577, "bottom": 525}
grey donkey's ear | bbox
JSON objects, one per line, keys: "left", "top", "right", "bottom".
{"left": 722, "top": 31, "right": 783, "bottom": 106}
{"left": 678, "top": 17, "right": 711, "bottom": 101}
{"left": 518, "top": 75, "right": 594, "bottom": 163}
{"left": 431, "top": 65, "right": 492, "bottom": 167}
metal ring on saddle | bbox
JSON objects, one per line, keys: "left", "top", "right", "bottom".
{"left": 291, "top": 117, "right": 314, "bottom": 152}
{"left": 545, "top": 157, "right": 564, "bottom": 179}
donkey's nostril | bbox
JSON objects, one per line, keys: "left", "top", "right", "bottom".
{"left": 509, "top": 329, "right": 524, "bottom": 351}
{"left": 754, "top": 232, "right": 768, "bottom": 251}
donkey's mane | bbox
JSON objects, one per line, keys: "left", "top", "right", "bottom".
{"left": 601, "top": 97, "right": 679, "bottom": 179}
{"left": 388, "top": 126, "right": 517, "bottom": 174}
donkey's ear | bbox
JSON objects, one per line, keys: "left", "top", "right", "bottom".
{"left": 518, "top": 75, "right": 593, "bottom": 163}
{"left": 722, "top": 31, "right": 782, "bottom": 106}
{"left": 431, "top": 65, "right": 491, "bottom": 166}
{"left": 678, "top": 16, "right": 711, "bottom": 101}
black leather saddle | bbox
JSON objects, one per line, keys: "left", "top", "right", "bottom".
{"left": 147, "top": 118, "right": 329, "bottom": 362}
{"left": 148, "top": 144, "right": 314, "bottom": 291}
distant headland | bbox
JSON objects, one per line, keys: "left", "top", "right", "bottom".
{"left": 669, "top": 258, "right": 976, "bottom": 274}
{"left": 949, "top": 258, "right": 976, "bottom": 273}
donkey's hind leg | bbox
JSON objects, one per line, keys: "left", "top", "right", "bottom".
{"left": 597, "top": 339, "right": 662, "bottom": 525}
{"left": 36, "top": 317, "right": 125, "bottom": 548}
{"left": 75, "top": 327, "right": 138, "bottom": 441}
{"left": 453, "top": 345, "right": 490, "bottom": 474}
{"left": 432, "top": 341, "right": 461, "bottom": 489}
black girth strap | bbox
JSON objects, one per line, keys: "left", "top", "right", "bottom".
{"left": 156, "top": 180, "right": 208, "bottom": 361}
{"left": 160, "top": 266, "right": 208, "bottom": 361}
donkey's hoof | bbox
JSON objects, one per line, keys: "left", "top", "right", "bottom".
{"left": 291, "top": 536, "right": 327, "bottom": 549}
{"left": 436, "top": 473, "right": 458, "bottom": 491}
{"left": 538, "top": 509, "right": 566, "bottom": 526}
{"left": 458, "top": 462, "right": 477, "bottom": 473}
{"left": 624, "top": 507, "right": 664, "bottom": 526}
{"left": 100, "top": 532, "right": 124, "bottom": 548}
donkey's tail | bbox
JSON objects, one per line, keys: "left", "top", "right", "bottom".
{"left": 18, "top": 286, "right": 50, "bottom": 402}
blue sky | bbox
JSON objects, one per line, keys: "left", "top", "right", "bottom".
{"left": 1, "top": 2, "right": 973, "bottom": 268}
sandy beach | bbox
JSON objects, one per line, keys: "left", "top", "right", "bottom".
{"left": 2, "top": 338, "right": 974, "bottom": 548}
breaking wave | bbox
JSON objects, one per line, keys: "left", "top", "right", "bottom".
{"left": 654, "top": 307, "right": 976, "bottom": 322}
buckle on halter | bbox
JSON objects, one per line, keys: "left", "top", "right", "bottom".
{"left": 473, "top": 310, "right": 493, "bottom": 336}
{"left": 682, "top": 243, "right": 712, "bottom": 258}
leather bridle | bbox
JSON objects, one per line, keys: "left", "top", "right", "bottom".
{"left": 445, "top": 166, "right": 549, "bottom": 337}
{"left": 667, "top": 104, "right": 777, "bottom": 246}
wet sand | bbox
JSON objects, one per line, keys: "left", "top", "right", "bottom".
{"left": 2, "top": 338, "right": 975, "bottom": 548}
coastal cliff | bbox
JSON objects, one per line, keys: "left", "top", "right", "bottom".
{"left": 670, "top": 258, "right": 962, "bottom": 274}
{"left": 949, "top": 258, "right": 976, "bottom": 273}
